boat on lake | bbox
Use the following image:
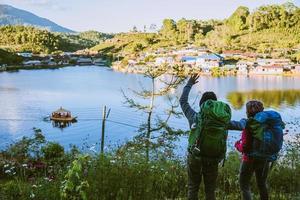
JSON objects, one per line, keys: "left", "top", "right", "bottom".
{"left": 50, "top": 107, "right": 77, "bottom": 122}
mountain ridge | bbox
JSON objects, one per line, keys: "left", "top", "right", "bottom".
{"left": 0, "top": 4, "right": 75, "bottom": 33}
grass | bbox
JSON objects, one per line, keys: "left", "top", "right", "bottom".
{"left": 0, "top": 131, "right": 299, "bottom": 199}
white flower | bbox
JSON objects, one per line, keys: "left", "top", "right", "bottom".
{"left": 30, "top": 192, "right": 35, "bottom": 199}
{"left": 4, "top": 164, "right": 9, "bottom": 168}
{"left": 4, "top": 169, "right": 11, "bottom": 174}
{"left": 110, "top": 160, "right": 116, "bottom": 164}
{"left": 32, "top": 185, "right": 37, "bottom": 188}
{"left": 89, "top": 146, "right": 97, "bottom": 153}
{"left": 22, "top": 164, "right": 28, "bottom": 167}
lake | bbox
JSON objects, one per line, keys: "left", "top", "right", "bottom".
{"left": 0, "top": 66, "right": 300, "bottom": 153}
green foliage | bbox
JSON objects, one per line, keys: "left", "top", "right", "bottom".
{"left": 3, "top": 128, "right": 46, "bottom": 161}
{"left": 0, "top": 132, "right": 299, "bottom": 199}
{"left": 61, "top": 155, "right": 90, "bottom": 200}
{"left": 94, "top": 3, "right": 300, "bottom": 60}
{"left": 0, "top": 25, "right": 61, "bottom": 53}
{"left": 0, "top": 26, "right": 112, "bottom": 53}
{"left": 0, "top": 48, "right": 23, "bottom": 65}
{"left": 226, "top": 6, "right": 250, "bottom": 31}
{"left": 79, "top": 30, "right": 112, "bottom": 45}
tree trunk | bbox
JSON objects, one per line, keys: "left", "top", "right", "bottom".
{"left": 146, "top": 78, "right": 155, "bottom": 161}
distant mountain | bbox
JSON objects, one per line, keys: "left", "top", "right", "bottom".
{"left": 0, "top": 4, "right": 75, "bottom": 33}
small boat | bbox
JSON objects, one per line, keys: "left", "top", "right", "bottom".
{"left": 50, "top": 107, "right": 77, "bottom": 122}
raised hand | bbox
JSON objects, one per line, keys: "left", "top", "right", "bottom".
{"left": 188, "top": 74, "right": 200, "bottom": 85}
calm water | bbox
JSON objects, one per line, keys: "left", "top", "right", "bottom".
{"left": 0, "top": 66, "right": 300, "bottom": 152}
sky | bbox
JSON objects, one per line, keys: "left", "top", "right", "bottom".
{"left": 0, "top": 0, "right": 300, "bottom": 33}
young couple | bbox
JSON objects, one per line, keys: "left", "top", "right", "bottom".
{"left": 180, "top": 74, "right": 284, "bottom": 200}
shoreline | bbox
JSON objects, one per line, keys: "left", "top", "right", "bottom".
{"left": 0, "top": 64, "right": 110, "bottom": 72}
{"left": 2, "top": 64, "right": 300, "bottom": 77}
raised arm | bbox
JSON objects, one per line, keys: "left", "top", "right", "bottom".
{"left": 179, "top": 75, "right": 198, "bottom": 127}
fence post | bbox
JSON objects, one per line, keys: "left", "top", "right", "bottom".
{"left": 101, "top": 106, "right": 107, "bottom": 154}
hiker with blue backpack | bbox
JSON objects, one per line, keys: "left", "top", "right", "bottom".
{"left": 180, "top": 74, "right": 245, "bottom": 200}
{"left": 234, "top": 100, "right": 285, "bottom": 200}
{"left": 180, "top": 75, "right": 284, "bottom": 200}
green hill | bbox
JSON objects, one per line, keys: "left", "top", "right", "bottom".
{"left": 91, "top": 3, "right": 300, "bottom": 62}
{"left": 0, "top": 26, "right": 112, "bottom": 54}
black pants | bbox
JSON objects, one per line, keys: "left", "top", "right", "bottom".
{"left": 187, "top": 154, "right": 219, "bottom": 200}
{"left": 239, "top": 160, "right": 270, "bottom": 200}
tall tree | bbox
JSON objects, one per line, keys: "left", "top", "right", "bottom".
{"left": 160, "top": 19, "right": 178, "bottom": 41}
{"left": 121, "top": 65, "right": 184, "bottom": 161}
{"left": 226, "top": 6, "right": 250, "bottom": 31}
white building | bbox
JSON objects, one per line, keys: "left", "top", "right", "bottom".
{"left": 195, "top": 53, "right": 223, "bottom": 70}
{"left": 155, "top": 57, "right": 174, "bottom": 65}
{"left": 181, "top": 56, "right": 197, "bottom": 65}
{"left": 23, "top": 60, "right": 41, "bottom": 66}
{"left": 77, "top": 57, "right": 93, "bottom": 65}
{"left": 256, "top": 59, "right": 290, "bottom": 67}
{"left": 251, "top": 65, "right": 284, "bottom": 75}
{"left": 17, "top": 52, "right": 32, "bottom": 58}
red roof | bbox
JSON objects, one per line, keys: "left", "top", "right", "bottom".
{"left": 222, "top": 50, "right": 244, "bottom": 54}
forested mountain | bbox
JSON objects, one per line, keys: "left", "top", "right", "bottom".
{"left": 0, "top": 26, "right": 112, "bottom": 53}
{"left": 0, "top": 4, "right": 74, "bottom": 33}
{"left": 92, "top": 3, "right": 300, "bottom": 61}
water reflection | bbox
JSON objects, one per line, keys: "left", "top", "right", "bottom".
{"left": 52, "top": 121, "right": 76, "bottom": 129}
{"left": 227, "top": 89, "right": 300, "bottom": 109}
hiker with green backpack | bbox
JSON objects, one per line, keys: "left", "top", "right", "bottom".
{"left": 179, "top": 74, "right": 245, "bottom": 200}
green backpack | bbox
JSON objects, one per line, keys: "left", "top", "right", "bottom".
{"left": 189, "top": 100, "right": 232, "bottom": 161}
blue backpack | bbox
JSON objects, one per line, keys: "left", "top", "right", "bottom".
{"left": 246, "top": 111, "right": 285, "bottom": 161}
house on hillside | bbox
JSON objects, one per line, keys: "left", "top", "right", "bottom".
{"left": 195, "top": 53, "right": 223, "bottom": 70}
{"left": 23, "top": 60, "right": 41, "bottom": 67}
{"left": 17, "top": 52, "right": 32, "bottom": 58}
{"left": 77, "top": 57, "right": 93, "bottom": 65}
{"left": 256, "top": 58, "right": 291, "bottom": 67}
{"left": 173, "top": 47, "right": 209, "bottom": 56}
{"left": 291, "top": 65, "right": 300, "bottom": 74}
{"left": 236, "top": 61, "right": 255, "bottom": 74}
{"left": 181, "top": 56, "right": 197, "bottom": 65}
{"left": 221, "top": 50, "right": 244, "bottom": 58}
{"left": 251, "top": 65, "right": 284, "bottom": 75}
{"left": 155, "top": 57, "right": 174, "bottom": 65}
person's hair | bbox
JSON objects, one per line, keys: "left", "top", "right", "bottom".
{"left": 199, "top": 91, "right": 217, "bottom": 106}
{"left": 246, "top": 100, "right": 264, "bottom": 118}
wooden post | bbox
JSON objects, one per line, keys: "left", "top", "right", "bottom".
{"left": 101, "top": 106, "right": 107, "bottom": 154}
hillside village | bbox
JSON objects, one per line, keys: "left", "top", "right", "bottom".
{"left": 112, "top": 46, "right": 300, "bottom": 75}
{"left": 2, "top": 46, "right": 300, "bottom": 76}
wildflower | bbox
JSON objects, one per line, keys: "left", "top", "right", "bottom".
{"left": 110, "top": 160, "right": 116, "bottom": 164}
{"left": 4, "top": 169, "right": 11, "bottom": 174}
{"left": 89, "top": 145, "right": 97, "bottom": 153}
{"left": 4, "top": 164, "right": 9, "bottom": 168}
{"left": 22, "top": 163, "right": 28, "bottom": 168}
{"left": 32, "top": 185, "right": 37, "bottom": 188}
{"left": 30, "top": 192, "right": 35, "bottom": 199}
